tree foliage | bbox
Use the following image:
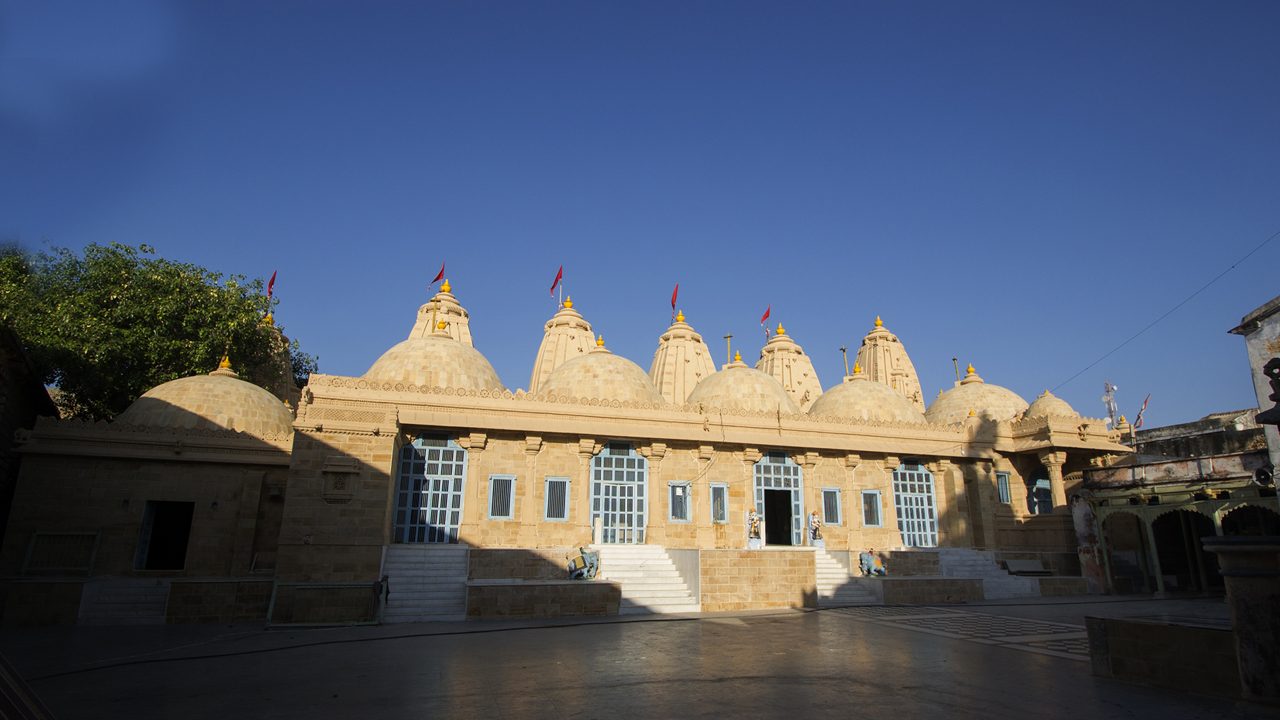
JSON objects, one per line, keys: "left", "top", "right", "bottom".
{"left": 0, "top": 242, "right": 317, "bottom": 420}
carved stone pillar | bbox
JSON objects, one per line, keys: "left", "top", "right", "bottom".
{"left": 1039, "top": 450, "right": 1069, "bottom": 512}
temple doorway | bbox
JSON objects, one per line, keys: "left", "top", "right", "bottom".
{"left": 764, "top": 489, "right": 794, "bottom": 546}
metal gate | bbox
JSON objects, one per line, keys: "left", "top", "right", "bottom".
{"left": 591, "top": 444, "right": 647, "bottom": 544}
{"left": 394, "top": 436, "right": 467, "bottom": 543}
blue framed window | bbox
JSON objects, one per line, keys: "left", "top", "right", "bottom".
{"left": 861, "top": 490, "right": 882, "bottom": 527}
{"left": 996, "top": 472, "right": 1012, "bottom": 504}
{"left": 545, "top": 477, "right": 570, "bottom": 521}
{"left": 822, "top": 488, "right": 841, "bottom": 525}
{"left": 710, "top": 483, "right": 728, "bottom": 524}
{"left": 669, "top": 482, "right": 691, "bottom": 522}
{"left": 488, "top": 475, "right": 516, "bottom": 519}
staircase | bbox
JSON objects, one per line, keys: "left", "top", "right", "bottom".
{"left": 937, "top": 548, "right": 1040, "bottom": 599}
{"left": 381, "top": 545, "right": 468, "bottom": 623}
{"left": 594, "top": 545, "right": 700, "bottom": 615}
{"left": 814, "top": 549, "right": 880, "bottom": 607}
{"left": 78, "top": 578, "right": 170, "bottom": 625}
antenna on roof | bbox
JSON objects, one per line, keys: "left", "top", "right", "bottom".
{"left": 723, "top": 334, "right": 733, "bottom": 365}
{"left": 840, "top": 346, "right": 849, "bottom": 377}
{"left": 952, "top": 357, "right": 960, "bottom": 382}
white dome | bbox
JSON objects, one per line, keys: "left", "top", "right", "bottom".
{"left": 118, "top": 366, "right": 293, "bottom": 438}
{"left": 687, "top": 361, "right": 800, "bottom": 414}
{"left": 809, "top": 374, "right": 926, "bottom": 423}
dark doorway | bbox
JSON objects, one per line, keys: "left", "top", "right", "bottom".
{"left": 1152, "top": 510, "right": 1221, "bottom": 592}
{"left": 1223, "top": 505, "right": 1280, "bottom": 536}
{"left": 135, "top": 501, "right": 195, "bottom": 570}
{"left": 764, "top": 489, "right": 793, "bottom": 546}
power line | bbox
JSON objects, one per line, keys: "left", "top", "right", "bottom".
{"left": 1051, "top": 226, "right": 1280, "bottom": 394}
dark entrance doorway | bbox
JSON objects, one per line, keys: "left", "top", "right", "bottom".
{"left": 1152, "top": 510, "right": 1221, "bottom": 592}
{"left": 764, "top": 489, "right": 793, "bottom": 546}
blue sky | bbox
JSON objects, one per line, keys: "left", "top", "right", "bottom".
{"left": 3, "top": 1, "right": 1279, "bottom": 427}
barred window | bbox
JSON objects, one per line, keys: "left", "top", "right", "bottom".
{"left": 545, "top": 477, "right": 569, "bottom": 521}
{"left": 488, "top": 475, "right": 515, "bottom": 519}
{"left": 996, "top": 472, "right": 1012, "bottom": 504}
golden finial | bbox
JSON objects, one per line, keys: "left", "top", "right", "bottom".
{"left": 874, "top": 316, "right": 883, "bottom": 328}
{"left": 676, "top": 309, "right": 685, "bottom": 323}
{"left": 262, "top": 312, "right": 274, "bottom": 325}
{"left": 966, "top": 363, "right": 976, "bottom": 375}
{"left": 776, "top": 323, "right": 786, "bottom": 335}
{"left": 437, "top": 320, "right": 448, "bottom": 330}
{"left": 440, "top": 279, "right": 451, "bottom": 293}
{"left": 1119, "top": 415, "right": 1128, "bottom": 424}
{"left": 968, "top": 408, "right": 975, "bottom": 417}
{"left": 596, "top": 335, "right": 604, "bottom": 347}
{"left": 218, "top": 354, "right": 231, "bottom": 370}
{"left": 853, "top": 362, "right": 862, "bottom": 374}
{"left": 564, "top": 296, "right": 573, "bottom": 309}
{"left": 734, "top": 350, "right": 742, "bottom": 362}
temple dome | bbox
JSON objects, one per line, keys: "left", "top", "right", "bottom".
{"left": 364, "top": 332, "right": 504, "bottom": 391}
{"left": 925, "top": 364, "right": 1028, "bottom": 425}
{"left": 541, "top": 341, "right": 663, "bottom": 404}
{"left": 687, "top": 358, "right": 800, "bottom": 414}
{"left": 809, "top": 369, "right": 926, "bottom": 423}
{"left": 1024, "top": 390, "right": 1080, "bottom": 419}
{"left": 117, "top": 363, "right": 294, "bottom": 438}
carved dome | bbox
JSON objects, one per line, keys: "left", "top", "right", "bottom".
{"left": 925, "top": 364, "right": 1028, "bottom": 425}
{"left": 364, "top": 333, "right": 504, "bottom": 391}
{"left": 687, "top": 359, "right": 801, "bottom": 414}
{"left": 541, "top": 343, "right": 663, "bottom": 404}
{"left": 1024, "top": 390, "right": 1080, "bottom": 419}
{"left": 809, "top": 370, "right": 926, "bottom": 423}
{"left": 117, "top": 364, "right": 294, "bottom": 438}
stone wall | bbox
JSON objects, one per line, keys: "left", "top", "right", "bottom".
{"left": 466, "top": 580, "right": 619, "bottom": 618}
{"left": 0, "top": 580, "right": 82, "bottom": 626}
{"left": 165, "top": 580, "right": 272, "bottom": 623}
{"left": 269, "top": 583, "right": 380, "bottom": 625}
{"left": 880, "top": 578, "right": 982, "bottom": 604}
{"left": 468, "top": 547, "right": 575, "bottom": 581}
{"left": 698, "top": 549, "right": 816, "bottom": 612}
{"left": 1088, "top": 617, "right": 1240, "bottom": 696}
{"left": 883, "top": 550, "right": 939, "bottom": 576}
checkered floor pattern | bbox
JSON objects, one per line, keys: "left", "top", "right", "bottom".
{"left": 829, "top": 606, "right": 1090, "bottom": 661}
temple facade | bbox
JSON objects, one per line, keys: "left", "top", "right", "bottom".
{"left": 1, "top": 280, "right": 1131, "bottom": 625}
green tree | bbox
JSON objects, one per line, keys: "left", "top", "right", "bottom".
{"left": 0, "top": 242, "right": 317, "bottom": 420}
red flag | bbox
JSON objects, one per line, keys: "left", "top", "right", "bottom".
{"left": 266, "top": 270, "right": 277, "bottom": 299}
{"left": 550, "top": 265, "right": 563, "bottom": 297}
{"left": 759, "top": 305, "right": 771, "bottom": 325}
{"left": 670, "top": 283, "right": 679, "bottom": 312}
{"left": 430, "top": 261, "right": 445, "bottom": 286}
{"left": 1134, "top": 394, "right": 1151, "bottom": 429}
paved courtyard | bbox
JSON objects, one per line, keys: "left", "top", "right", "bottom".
{"left": 4, "top": 596, "right": 1275, "bottom": 720}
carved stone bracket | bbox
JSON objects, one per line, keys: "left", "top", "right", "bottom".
{"left": 698, "top": 444, "right": 716, "bottom": 462}
{"left": 844, "top": 453, "right": 861, "bottom": 470}
{"left": 883, "top": 456, "right": 901, "bottom": 471}
{"left": 321, "top": 456, "right": 360, "bottom": 504}
{"left": 742, "top": 447, "right": 762, "bottom": 464}
{"left": 458, "top": 432, "right": 488, "bottom": 452}
{"left": 638, "top": 442, "right": 667, "bottom": 461}
{"left": 1038, "top": 450, "right": 1068, "bottom": 467}
{"left": 524, "top": 435, "right": 543, "bottom": 457}
{"left": 578, "top": 438, "right": 600, "bottom": 459}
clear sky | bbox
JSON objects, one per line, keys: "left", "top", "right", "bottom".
{"left": 4, "top": 1, "right": 1279, "bottom": 428}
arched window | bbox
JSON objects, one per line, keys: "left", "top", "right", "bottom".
{"left": 591, "top": 443, "right": 648, "bottom": 544}
{"left": 754, "top": 451, "right": 804, "bottom": 546}
{"left": 892, "top": 463, "right": 937, "bottom": 547}
{"left": 394, "top": 435, "right": 468, "bottom": 543}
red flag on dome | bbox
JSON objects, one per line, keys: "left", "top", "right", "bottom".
{"left": 550, "top": 265, "right": 563, "bottom": 297}
{"left": 760, "top": 305, "right": 771, "bottom": 338}
{"left": 266, "top": 270, "right": 277, "bottom": 300}
{"left": 430, "top": 261, "right": 445, "bottom": 287}
{"left": 670, "top": 283, "right": 679, "bottom": 320}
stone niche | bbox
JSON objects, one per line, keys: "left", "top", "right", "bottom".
{"left": 321, "top": 456, "right": 360, "bottom": 504}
